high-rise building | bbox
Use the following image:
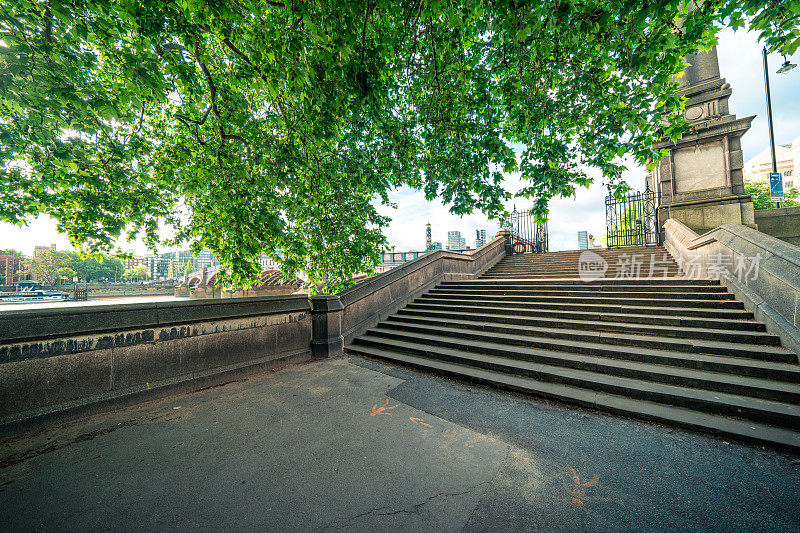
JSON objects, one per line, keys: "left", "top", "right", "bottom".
{"left": 447, "top": 231, "right": 466, "bottom": 251}
{"left": 578, "top": 231, "right": 589, "bottom": 250}
{"left": 475, "top": 229, "right": 487, "bottom": 249}
{"left": 33, "top": 243, "right": 56, "bottom": 258}
{"left": 197, "top": 249, "right": 219, "bottom": 269}
{"left": 426, "top": 223, "right": 432, "bottom": 251}
{"left": 0, "top": 254, "right": 24, "bottom": 284}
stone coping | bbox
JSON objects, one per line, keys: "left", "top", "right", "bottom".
{"left": 0, "top": 235, "right": 510, "bottom": 358}
{"left": 0, "top": 295, "right": 311, "bottom": 345}
{"left": 663, "top": 218, "right": 800, "bottom": 355}
{"left": 337, "top": 235, "right": 505, "bottom": 307}
{"left": 753, "top": 205, "right": 800, "bottom": 219}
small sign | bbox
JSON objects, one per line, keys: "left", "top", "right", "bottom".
{"left": 769, "top": 172, "right": 784, "bottom": 202}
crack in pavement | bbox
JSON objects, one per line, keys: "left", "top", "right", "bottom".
{"left": 461, "top": 444, "right": 511, "bottom": 533}
{"left": 321, "top": 479, "right": 493, "bottom": 531}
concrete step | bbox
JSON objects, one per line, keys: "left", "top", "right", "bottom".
{"left": 345, "top": 246, "right": 800, "bottom": 450}
{"left": 488, "top": 260, "right": 679, "bottom": 265}
{"left": 418, "top": 292, "right": 745, "bottom": 309}
{"left": 403, "top": 302, "right": 765, "bottom": 332}
{"left": 396, "top": 306, "right": 779, "bottom": 346}
{"left": 440, "top": 282, "right": 728, "bottom": 293}
{"left": 351, "top": 333, "right": 800, "bottom": 427}
{"left": 428, "top": 288, "right": 735, "bottom": 300}
{"left": 377, "top": 316, "right": 794, "bottom": 366}
{"left": 413, "top": 297, "right": 754, "bottom": 319}
{"left": 441, "top": 279, "right": 723, "bottom": 288}
{"left": 344, "top": 344, "right": 800, "bottom": 451}
{"left": 502, "top": 247, "right": 668, "bottom": 257}
{"left": 481, "top": 271, "right": 684, "bottom": 276}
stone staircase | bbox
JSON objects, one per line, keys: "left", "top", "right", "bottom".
{"left": 346, "top": 247, "right": 800, "bottom": 450}
{"left": 482, "top": 245, "right": 682, "bottom": 278}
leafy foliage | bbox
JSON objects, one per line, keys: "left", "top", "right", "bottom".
{"left": 23, "top": 249, "right": 124, "bottom": 282}
{"left": 1, "top": 1, "right": 798, "bottom": 292}
{"left": 122, "top": 264, "right": 150, "bottom": 281}
{"left": 171, "top": 261, "right": 194, "bottom": 279}
{"left": 22, "top": 249, "right": 72, "bottom": 284}
{"left": 0, "top": 249, "right": 25, "bottom": 257}
{"left": 745, "top": 179, "right": 800, "bottom": 209}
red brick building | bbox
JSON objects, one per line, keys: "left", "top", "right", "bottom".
{"left": 0, "top": 254, "right": 24, "bottom": 284}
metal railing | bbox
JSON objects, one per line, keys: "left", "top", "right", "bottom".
{"left": 605, "top": 183, "right": 660, "bottom": 248}
{"left": 503, "top": 207, "right": 548, "bottom": 254}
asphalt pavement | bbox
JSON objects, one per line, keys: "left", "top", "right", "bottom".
{"left": 1, "top": 355, "right": 798, "bottom": 532}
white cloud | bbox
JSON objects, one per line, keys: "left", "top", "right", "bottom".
{"left": 717, "top": 27, "right": 800, "bottom": 159}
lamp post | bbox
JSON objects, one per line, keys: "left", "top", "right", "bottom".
{"left": 762, "top": 47, "right": 797, "bottom": 208}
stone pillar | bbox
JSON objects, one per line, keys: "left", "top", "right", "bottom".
{"left": 495, "top": 229, "right": 512, "bottom": 256}
{"left": 309, "top": 294, "right": 344, "bottom": 358}
{"left": 650, "top": 46, "right": 756, "bottom": 235}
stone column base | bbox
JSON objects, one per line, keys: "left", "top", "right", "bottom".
{"left": 658, "top": 195, "right": 756, "bottom": 235}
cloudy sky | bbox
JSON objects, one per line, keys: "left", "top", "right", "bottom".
{"left": 2, "top": 27, "right": 799, "bottom": 256}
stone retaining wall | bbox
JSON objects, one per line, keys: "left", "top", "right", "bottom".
{"left": 663, "top": 218, "right": 800, "bottom": 354}
{"left": 754, "top": 206, "right": 800, "bottom": 245}
{"left": 0, "top": 296, "right": 312, "bottom": 433}
{"left": 0, "top": 233, "right": 510, "bottom": 432}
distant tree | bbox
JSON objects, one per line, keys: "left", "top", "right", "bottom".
{"left": 66, "top": 251, "right": 125, "bottom": 281}
{"left": 745, "top": 179, "right": 800, "bottom": 210}
{"left": 122, "top": 265, "right": 150, "bottom": 282}
{"left": 55, "top": 267, "right": 77, "bottom": 283}
{"left": 23, "top": 249, "right": 73, "bottom": 285}
{"left": 0, "top": 249, "right": 25, "bottom": 257}
{"left": 171, "top": 262, "right": 195, "bottom": 279}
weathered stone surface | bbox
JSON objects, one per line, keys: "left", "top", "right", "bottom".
{"left": 650, "top": 41, "right": 756, "bottom": 234}
{"left": 755, "top": 206, "right": 800, "bottom": 245}
{"left": 663, "top": 218, "right": 800, "bottom": 354}
{"left": 0, "top": 235, "right": 509, "bottom": 429}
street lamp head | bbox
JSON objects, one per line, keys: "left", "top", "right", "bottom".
{"left": 777, "top": 58, "right": 797, "bottom": 74}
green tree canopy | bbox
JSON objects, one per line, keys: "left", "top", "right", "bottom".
{"left": 66, "top": 251, "right": 124, "bottom": 281}
{"left": 122, "top": 264, "right": 149, "bottom": 281}
{"left": 0, "top": 249, "right": 25, "bottom": 257}
{"left": 171, "top": 262, "right": 194, "bottom": 279}
{"left": 23, "top": 249, "right": 72, "bottom": 284}
{"left": 745, "top": 179, "right": 800, "bottom": 209}
{"left": 2, "top": 1, "right": 798, "bottom": 291}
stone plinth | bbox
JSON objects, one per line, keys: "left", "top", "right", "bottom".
{"left": 650, "top": 46, "right": 756, "bottom": 234}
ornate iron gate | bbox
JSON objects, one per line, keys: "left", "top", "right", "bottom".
{"left": 506, "top": 207, "right": 548, "bottom": 254}
{"left": 605, "top": 183, "right": 660, "bottom": 248}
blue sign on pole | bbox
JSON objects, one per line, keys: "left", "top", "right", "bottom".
{"left": 769, "top": 172, "right": 784, "bottom": 201}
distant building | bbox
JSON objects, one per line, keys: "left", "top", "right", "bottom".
{"left": 577, "top": 231, "right": 589, "bottom": 250}
{"left": 258, "top": 252, "right": 280, "bottom": 270}
{"left": 426, "top": 223, "right": 433, "bottom": 250}
{"left": 144, "top": 255, "right": 170, "bottom": 280}
{"left": 0, "top": 254, "right": 24, "bottom": 284}
{"left": 475, "top": 229, "right": 487, "bottom": 249}
{"left": 33, "top": 243, "right": 56, "bottom": 258}
{"left": 378, "top": 249, "right": 425, "bottom": 273}
{"left": 143, "top": 249, "right": 221, "bottom": 279}
{"left": 447, "top": 231, "right": 466, "bottom": 251}
{"left": 430, "top": 242, "right": 442, "bottom": 250}
{"left": 122, "top": 256, "right": 145, "bottom": 270}
{"left": 197, "top": 249, "right": 220, "bottom": 269}
{"left": 743, "top": 136, "right": 800, "bottom": 189}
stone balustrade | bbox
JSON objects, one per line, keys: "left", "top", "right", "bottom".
{"left": 663, "top": 218, "right": 800, "bottom": 354}
{"left": 0, "top": 232, "right": 510, "bottom": 433}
